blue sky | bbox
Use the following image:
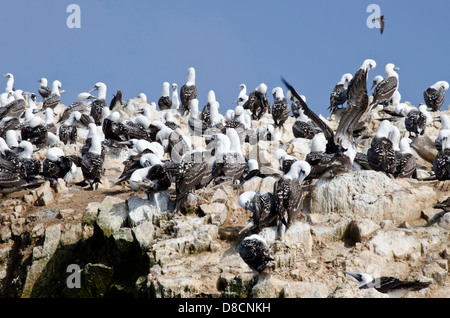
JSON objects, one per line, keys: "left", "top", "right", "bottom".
{"left": 1, "top": 1, "right": 449, "bottom": 117}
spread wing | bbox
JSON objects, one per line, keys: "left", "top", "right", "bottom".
{"left": 281, "top": 77, "right": 338, "bottom": 153}
{"left": 334, "top": 68, "right": 369, "bottom": 148}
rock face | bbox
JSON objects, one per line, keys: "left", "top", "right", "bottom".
{"left": 310, "top": 170, "right": 422, "bottom": 222}
{"left": 0, "top": 106, "right": 449, "bottom": 298}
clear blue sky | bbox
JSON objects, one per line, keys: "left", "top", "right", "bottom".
{"left": 1, "top": 1, "right": 449, "bottom": 117}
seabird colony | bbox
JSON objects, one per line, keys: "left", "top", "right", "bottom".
{"left": 0, "top": 63, "right": 448, "bottom": 293}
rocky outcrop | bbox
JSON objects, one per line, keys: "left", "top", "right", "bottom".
{"left": 309, "top": 170, "right": 428, "bottom": 222}
{"left": 0, "top": 106, "right": 449, "bottom": 298}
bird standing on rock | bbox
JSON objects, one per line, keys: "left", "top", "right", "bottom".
{"left": 344, "top": 271, "right": 430, "bottom": 298}
{"left": 238, "top": 234, "right": 274, "bottom": 273}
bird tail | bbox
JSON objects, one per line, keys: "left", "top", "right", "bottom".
{"left": 408, "top": 281, "right": 431, "bottom": 291}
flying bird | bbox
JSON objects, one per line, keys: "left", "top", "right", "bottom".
{"left": 372, "top": 15, "right": 386, "bottom": 34}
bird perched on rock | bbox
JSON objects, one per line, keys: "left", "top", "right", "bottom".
{"left": 292, "top": 109, "right": 322, "bottom": 140}
{"left": 233, "top": 84, "right": 248, "bottom": 106}
{"left": 3, "top": 73, "right": 14, "bottom": 93}
{"left": 43, "top": 80, "right": 63, "bottom": 109}
{"left": 394, "top": 138, "right": 417, "bottom": 178}
{"left": 283, "top": 59, "right": 375, "bottom": 178}
{"left": 275, "top": 148, "right": 296, "bottom": 174}
{"left": 369, "top": 63, "right": 399, "bottom": 110}
{"left": 286, "top": 90, "right": 305, "bottom": 118}
{"left": 128, "top": 153, "right": 174, "bottom": 202}
{"left": 435, "top": 114, "right": 450, "bottom": 152}
{"left": 171, "top": 83, "right": 180, "bottom": 110}
{"left": 0, "top": 90, "right": 26, "bottom": 120}
{"left": 244, "top": 83, "right": 271, "bottom": 120}
{"left": 59, "top": 111, "right": 82, "bottom": 145}
{"left": 180, "top": 67, "right": 197, "bottom": 115}
{"left": 238, "top": 191, "right": 277, "bottom": 234}
{"left": 42, "top": 147, "right": 77, "bottom": 183}
{"left": 38, "top": 78, "right": 52, "bottom": 99}
{"left": 371, "top": 75, "right": 384, "bottom": 91}
{"left": 200, "top": 90, "right": 217, "bottom": 127}
{"left": 158, "top": 82, "right": 172, "bottom": 111}
{"left": 271, "top": 87, "right": 290, "bottom": 128}
{"left": 20, "top": 114, "right": 48, "bottom": 148}
{"left": 238, "top": 234, "right": 274, "bottom": 273}
{"left": 367, "top": 120, "right": 398, "bottom": 175}
{"left": 58, "top": 92, "right": 95, "bottom": 124}
{"left": 109, "top": 89, "right": 123, "bottom": 111}
{"left": 328, "top": 73, "right": 353, "bottom": 113}
{"left": 88, "top": 82, "right": 108, "bottom": 125}
{"left": 344, "top": 271, "right": 430, "bottom": 298}
{"left": 16, "top": 140, "right": 41, "bottom": 181}
{"left": 80, "top": 134, "right": 104, "bottom": 190}
{"left": 273, "top": 160, "right": 311, "bottom": 237}
{"left": 404, "top": 104, "right": 430, "bottom": 138}
{"left": 174, "top": 147, "right": 214, "bottom": 212}
{"left": 424, "top": 81, "right": 449, "bottom": 111}
{"left": 44, "top": 108, "right": 57, "bottom": 135}
{"left": 433, "top": 135, "right": 450, "bottom": 180}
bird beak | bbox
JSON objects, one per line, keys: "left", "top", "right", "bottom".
{"left": 370, "top": 82, "right": 377, "bottom": 91}
{"left": 344, "top": 271, "right": 360, "bottom": 281}
{"left": 298, "top": 170, "right": 308, "bottom": 185}
{"left": 59, "top": 89, "right": 66, "bottom": 94}
{"left": 88, "top": 87, "right": 97, "bottom": 93}
{"left": 88, "top": 95, "right": 96, "bottom": 99}
{"left": 394, "top": 67, "right": 400, "bottom": 71}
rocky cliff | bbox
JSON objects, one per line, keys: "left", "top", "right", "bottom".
{"left": 0, "top": 101, "right": 449, "bottom": 298}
